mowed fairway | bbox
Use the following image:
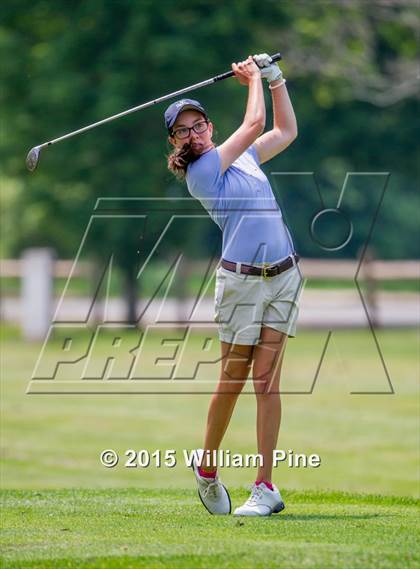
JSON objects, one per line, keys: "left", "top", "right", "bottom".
{"left": 1, "top": 327, "right": 418, "bottom": 494}
{"left": 2, "top": 488, "right": 419, "bottom": 569}
{"left": 1, "top": 326, "right": 419, "bottom": 568}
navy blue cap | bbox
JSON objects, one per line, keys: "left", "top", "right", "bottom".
{"left": 164, "top": 98, "right": 208, "bottom": 131}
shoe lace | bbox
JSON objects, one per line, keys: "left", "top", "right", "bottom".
{"left": 202, "top": 480, "right": 220, "bottom": 500}
{"left": 246, "top": 485, "right": 264, "bottom": 506}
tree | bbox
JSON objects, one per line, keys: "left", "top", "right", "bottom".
{"left": 1, "top": 0, "right": 418, "bottom": 321}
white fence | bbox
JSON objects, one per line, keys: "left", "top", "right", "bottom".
{"left": 1, "top": 249, "right": 419, "bottom": 340}
{"left": 2, "top": 256, "right": 419, "bottom": 281}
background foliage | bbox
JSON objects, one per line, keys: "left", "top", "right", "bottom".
{"left": 1, "top": 0, "right": 419, "bottom": 268}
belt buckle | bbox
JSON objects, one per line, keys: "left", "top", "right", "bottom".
{"left": 262, "top": 263, "right": 270, "bottom": 280}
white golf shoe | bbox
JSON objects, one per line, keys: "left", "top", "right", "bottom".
{"left": 233, "top": 482, "right": 285, "bottom": 516}
{"left": 192, "top": 450, "right": 231, "bottom": 515}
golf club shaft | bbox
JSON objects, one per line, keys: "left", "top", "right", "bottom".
{"left": 41, "top": 77, "right": 215, "bottom": 149}
{"left": 38, "top": 52, "right": 282, "bottom": 150}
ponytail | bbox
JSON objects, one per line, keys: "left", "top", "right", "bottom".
{"left": 167, "top": 143, "right": 199, "bottom": 181}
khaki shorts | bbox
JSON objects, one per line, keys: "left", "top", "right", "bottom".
{"left": 214, "top": 261, "right": 303, "bottom": 346}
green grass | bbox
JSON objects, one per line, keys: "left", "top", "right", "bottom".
{"left": 1, "top": 326, "right": 418, "bottom": 567}
{"left": 1, "top": 488, "right": 419, "bottom": 569}
{"left": 1, "top": 326, "right": 418, "bottom": 496}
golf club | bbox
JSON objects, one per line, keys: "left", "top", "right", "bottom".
{"left": 26, "top": 52, "right": 282, "bottom": 172}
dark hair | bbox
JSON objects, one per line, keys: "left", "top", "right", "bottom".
{"left": 167, "top": 142, "right": 200, "bottom": 180}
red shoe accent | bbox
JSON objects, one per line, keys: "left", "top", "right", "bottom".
{"left": 198, "top": 466, "right": 217, "bottom": 478}
{"left": 256, "top": 479, "right": 274, "bottom": 491}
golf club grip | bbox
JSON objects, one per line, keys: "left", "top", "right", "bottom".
{"left": 214, "top": 52, "right": 282, "bottom": 82}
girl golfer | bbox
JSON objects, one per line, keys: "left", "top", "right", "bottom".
{"left": 165, "top": 54, "right": 301, "bottom": 516}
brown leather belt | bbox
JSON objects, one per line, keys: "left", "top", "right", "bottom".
{"left": 221, "top": 253, "right": 300, "bottom": 279}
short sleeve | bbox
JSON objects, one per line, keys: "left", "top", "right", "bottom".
{"left": 186, "top": 148, "right": 222, "bottom": 200}
{"left": 248, "top": 144, "right": 261, "bottom": 165}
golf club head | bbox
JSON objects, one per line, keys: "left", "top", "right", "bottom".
{"left": 26, "top": 146, "right": 41, "bottom": 172}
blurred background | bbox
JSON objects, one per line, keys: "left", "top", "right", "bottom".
{"left": 1, "top": 1, "right": 418, "bottom": 496}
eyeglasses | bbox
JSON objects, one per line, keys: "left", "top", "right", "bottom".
{"left": 171, "top": 120, "right": 209, "bottom": 140}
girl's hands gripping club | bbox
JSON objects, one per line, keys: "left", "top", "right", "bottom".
{"left": 253, "top": 53, "right": 283, "bottom": 84}
{"left": 231, "top": 56, "right": 262, "bottom": 85}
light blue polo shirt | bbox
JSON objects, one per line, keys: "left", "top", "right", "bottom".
{"left": 186, "top": 144, "right": 294, "bottom": 264}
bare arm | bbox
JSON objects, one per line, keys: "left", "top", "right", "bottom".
{"left": 217, "top": 57, "right": 266, "bottom": 174}
{"left": 254, "top": 79, "right": 298, "bottom": 164}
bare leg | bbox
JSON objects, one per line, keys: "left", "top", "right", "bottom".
{"left": 201, "top": 341, "right": 254, "bottom": 471}
{"left": 252, "top": 326, "right": 288, "bottom": 482}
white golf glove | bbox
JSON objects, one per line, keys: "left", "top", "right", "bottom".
{"left": 253, "top": 53, "right": 283, "bottom": 84}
